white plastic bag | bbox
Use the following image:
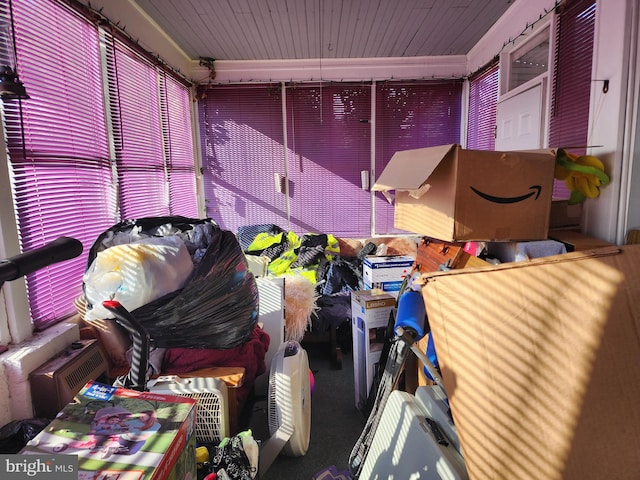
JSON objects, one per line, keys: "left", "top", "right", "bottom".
{"left": 83, "top": 236, "right": 194, "bottom": 321}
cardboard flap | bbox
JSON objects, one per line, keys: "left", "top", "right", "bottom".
{"left": 417, "top": 246, "right": 622, "bottom": 284}
{"left": 372, "top": 144, "right": 457, "bottom": 192}
{"left": 420, "top": 244, "right": 640, "bottom": 480}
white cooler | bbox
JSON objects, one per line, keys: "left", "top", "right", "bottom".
{"left": 359, "top": 385, "right": 468, "bottom": 479}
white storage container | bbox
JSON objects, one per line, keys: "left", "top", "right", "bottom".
{"left": 362, "top": 255, "right": 414, "bottom": 297}
{"left": 359, "top": 387, "right": 468, "bottom": 479}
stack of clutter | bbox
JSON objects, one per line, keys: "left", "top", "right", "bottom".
{"left": 346, "top": 144, "right": 640, "bottom": 480}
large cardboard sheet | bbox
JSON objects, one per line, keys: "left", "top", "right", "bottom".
{"left": 420, "top": 246, "right": 640, "bottom": 480}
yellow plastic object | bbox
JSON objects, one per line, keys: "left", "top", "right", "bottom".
{"left": 196, "top": 446, "right": 209, "bottom": 463}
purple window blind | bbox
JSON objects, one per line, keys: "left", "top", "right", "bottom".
{"left": 549, "top": 0, "right": 596, "bottom": 199}
{"left": 198, "top": 84, "right": 288, "bottom": 233}
{"left": 285, "top": 83, "right": 372, "bottom": 237}
{"left": 162, "top": 73, "right": 198, "bottom": 217}
{"left": 110, "top": 40, "right": 167, "bottom": 218}
{"left": 375, "top": 80, "right": 463, "bottom": 234}
{"left": 467, "top": 61, "right": 499, "bottom": 150}
{"left": 7, "top": 0, "right": 116, "bottom": 329}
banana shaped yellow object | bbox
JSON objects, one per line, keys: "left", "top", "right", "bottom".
{"left": 555, "top": 148, "right": 610, "bottom": 204}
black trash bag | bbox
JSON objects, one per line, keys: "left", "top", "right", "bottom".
{"left": 84, "top": 217, "right": 259, "bottom": 350}
{"left": 0, "top": 418, "right": 50, "bottom": 453}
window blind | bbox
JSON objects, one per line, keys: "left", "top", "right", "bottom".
{"left": 285, "top": 82, "right": 372, "bottom": 237}
{"left": 549, "top": 0, "right": 596, "bottom": 198}
{"left": 6, "top": 0, "right": 116, "bottom": 328}
{"left": 467, "top": 61, "right": 499, "bottom": 150}
{"left": 198, "top": 84, "right": 288, "bottom": 233}
{"left": 108, "top": 38, "right": 168, "bottom": 219}
{"left": 161, "top": 73, "right": 198, "bottom": 217}
{"left": 375, "top": 80, "right": 463, "bottom": 234}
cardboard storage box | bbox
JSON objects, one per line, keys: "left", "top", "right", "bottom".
{"left": 548, "top": 229, "right": 614, "bottom": 252}
{"left": 419, "top": 245, "right": 640, "bottom": 480}
{"left": 372, "top": 144, "right": 556, "bottom": 242}
{"left": 363, "top": 255, "right": 414, "bottom": 297}
{"left": 351, "top": 290, "right": 396, "bottom": 410}
{"left": 22, "top": 381, "right": 197, "bottom": 480}
{"left": 549, "top": 199, "right": 582, "bottom": 229}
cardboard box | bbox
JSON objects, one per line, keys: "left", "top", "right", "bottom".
{"left": 363, "top": 255, "right": 414, "bottom": 296}
{"left": 351, "top": 291, "right": 396, "bottom": 410}
{"left": 22, "top": 381, "right": 197, "bottom": 480}
{"left": 549, "top": 199, "right": 582, "bottom": 228}
{"left": 548, "top": 229, "right": 614, "bottom": 252}
{"left": 372, "top": 144, "right": 556, "bottom": 242}
{"left": 419, "top": 245, "right": 640, "bottom": 480}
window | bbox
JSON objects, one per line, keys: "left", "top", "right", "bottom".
{"left": 198, "top": 81, "right": 463, "bottom": 237}
{"left": 108, "top": 38, "right": 167, "bottom": 219}
{"left": 549, "top": 0, "right": 596, "bottom": 148}
{"left": 375, "top": 80, "right": 463, "bottom": 234}
{"left": 1, "top": 0, "right": 197, "bottom": 335}
{"left": 467, "top": 61, "right": 499, "bottom": 150}
{"left": 501, "top": 24, "right": 551, "bottom": 95}
{"left": 198, "top": 84, "right": 288, "bottom": 232}
{"left": 285, "top": 82, "right": 371, "bottom": 236}
{"left": 6, "top": 0, "right": 116, "bottom": 329}
{"left": 162, "top": 73, "right": 199, "bottom": 218}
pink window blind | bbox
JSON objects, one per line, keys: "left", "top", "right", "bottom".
{"left": 467, "top": 61, "right": 499, "bottom": 150}
{"left": 109, "top": 39, "right": 168, "bottom": 219}
{"left": 549, "top": 0, "right": 596, "bottom": 199}
{"left": 162, "top": 73, "right": 199, "bottom": 218}
{"left": 285, "top": 82, "right": 372, "bottom": 237}
{"left": 7, "top": 0, "right": 116, "bottom": 329}
{"left": 198, "top": 84, "right": 288, "bottom": 233}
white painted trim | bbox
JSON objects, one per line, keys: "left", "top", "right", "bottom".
{"left": 467, "top": 0, "right": 557, "bottom": 74}
{"left": 0, "top": 106, "right": 32, "bottom": 346}
{"left": 583, "top": 0, "right": 636, "bottom": 243}
{"left": 189, "top": 55, "right": 468, "bottom": 84}
{"left": 76, "top": 0, "right": 193, "bottom": 76}
{"left": 0, "top": 322, "right": 78, "bottom": 425}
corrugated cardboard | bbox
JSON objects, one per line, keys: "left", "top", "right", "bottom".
{"left": 548, "top": 229, "right": 614, "bottom": 252}
{"left": 419, "top": 246, "right": 640, "bottom": 480}
{"left": 372, "top": 144, "right": 555, "bottom": 242}
{"left": 549, "top": 199, "right": 582, "bottom": 228}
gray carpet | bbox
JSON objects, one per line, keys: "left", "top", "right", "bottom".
{"left": 247, "top": 342, "right": 367, "bottom": 479}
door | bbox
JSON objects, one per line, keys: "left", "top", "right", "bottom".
{"left": 495, "top": 84, "right": 544, "bottom": 151}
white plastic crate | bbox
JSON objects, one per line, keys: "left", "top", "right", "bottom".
{"left": 147, "top": 375, "right": 229, "bottom": 443}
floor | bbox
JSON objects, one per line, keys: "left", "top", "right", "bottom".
{"left": 245, "top": 340, "right": 366, "bottom": 479}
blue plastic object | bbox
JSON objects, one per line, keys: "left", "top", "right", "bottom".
{"left": 394, "top": 290, "right": 426, "bottom": 340}
{"left": 423, "top": 333, "right": 440, "bottom": 382}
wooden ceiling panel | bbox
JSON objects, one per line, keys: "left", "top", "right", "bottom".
{"left": 133, "top": 0, "right": 514, "bottom": 61}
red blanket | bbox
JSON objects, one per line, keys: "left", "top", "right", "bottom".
{"left": 162, "top": 326, "right": 270, "bottom": 408}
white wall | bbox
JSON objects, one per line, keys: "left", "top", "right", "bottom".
{"left": 586, "top": 0, "right": 640, "bottom": 244}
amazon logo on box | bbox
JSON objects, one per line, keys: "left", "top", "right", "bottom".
{"left": 372, "top": 144, "right": 556, "bottom": 242}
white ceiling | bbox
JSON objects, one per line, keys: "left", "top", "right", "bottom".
{"left": 132, "top": 0, "right": 516, "bottom": 62}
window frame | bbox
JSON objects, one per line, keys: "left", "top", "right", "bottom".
{"left": 0, "top": 0, "right": 197, "bottom": 343}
